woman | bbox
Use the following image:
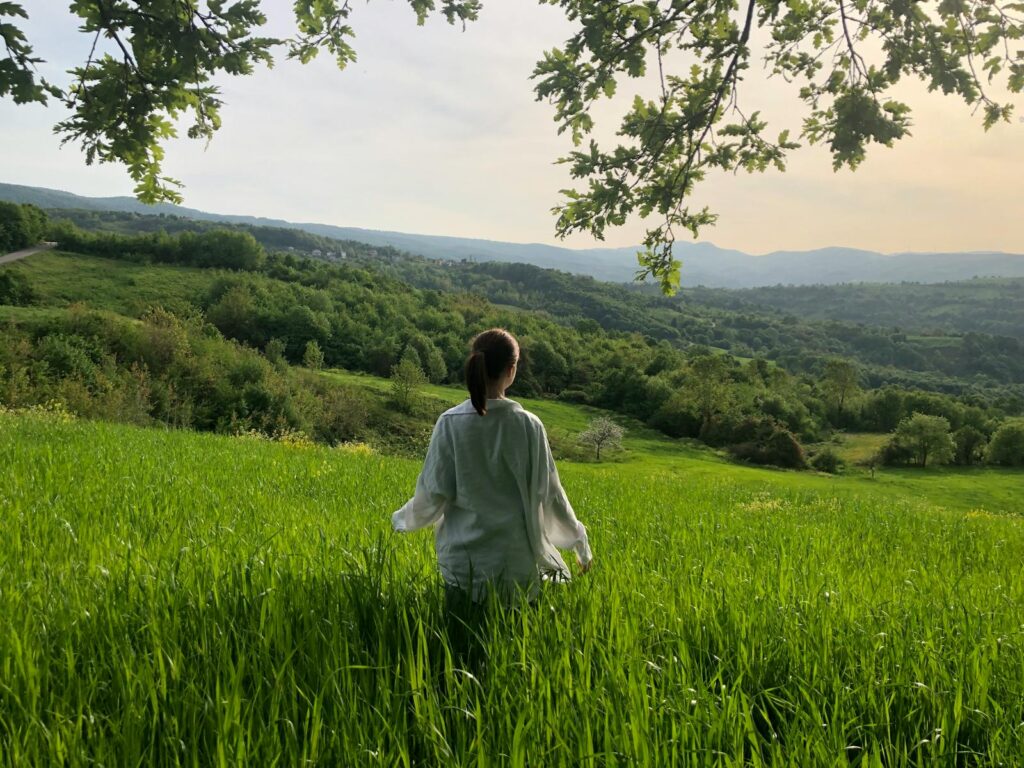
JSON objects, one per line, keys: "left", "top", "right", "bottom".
{"left": 391, "top": 328, "right": 593, "bottom": 601}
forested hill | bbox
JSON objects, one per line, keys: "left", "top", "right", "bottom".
{"left": 384, "top": 259, "right": 1024, "bottom": 398}
{"left": 5, "top": 209, "right": 1024, "bottom": 473}
{"left": 18, "top": 206, "right": 1024, "bottom": 401}
{"left": 691, "top": 280, "right": 1024, "bottom": 340}
{"left": 4, "top": 182, "right": 1024, "bottom": 287}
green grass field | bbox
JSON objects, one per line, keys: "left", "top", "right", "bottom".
{"left": 2, "top": 409, "right": 1022, "bottom": 766}
{"left": 829, "top": 433, "right": 890, "bottom": 467}
{"left": 324, "top": 368, "right": 1024, "bottom": 518}
{"left": 3, "top": 247, "right": 1023, "bottom": 764}
{"left": 3, "top": 250, "right": 213, "bottom": 315}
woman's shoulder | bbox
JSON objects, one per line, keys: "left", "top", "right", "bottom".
{"left": 440, "top": 400, "right": 478, "bottom": 419}
{"left": 505, "top": 400, "right": 546, "bottom": 432}
{"left": 437, "top": 399, "right": 545, "bottom": 433}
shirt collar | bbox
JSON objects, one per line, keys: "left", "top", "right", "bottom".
{"left": 486, "top": 398, "right": 522, "bottom": 411}
{"left": 451, "top": 398, "right": 523, "bottom": 415}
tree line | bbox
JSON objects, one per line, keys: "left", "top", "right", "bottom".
{"left": 878, "top": 413, "right": 1024, "bottom": 469}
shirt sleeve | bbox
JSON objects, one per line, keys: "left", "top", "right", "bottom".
{"left": 536, "top": 422, "right": 593, "bottom": 565}
{"left": 392, "top": 416, "right": 455, "bottom": 532}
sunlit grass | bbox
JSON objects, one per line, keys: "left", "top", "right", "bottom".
{"left": 4, "top": 250, "right": 212, "bottom": 315}
{"left": 829, "top": 432, "right": 890, "bottom": 466}
{"left": 326, "top": 367, "right": 1024, "bottom": 517}
{"left": 1, "top": 411, "right": 1022, "bottom": 765}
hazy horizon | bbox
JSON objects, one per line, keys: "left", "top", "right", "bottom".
{"left": 8, "top": 179, "right": 1024, "bottom": 261}
{"left": 2, "top": 2, "right": 1022, "bottom": 256}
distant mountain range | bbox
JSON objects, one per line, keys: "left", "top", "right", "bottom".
{"left": 4, "top": 181, "right": 1024, "bottom": 288}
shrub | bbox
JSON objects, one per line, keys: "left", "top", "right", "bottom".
{"left": 34, "top": 334, "right": 103, "bottom": 384}
{"left": 312, "top": 383, "right": 369, "bottom": 445}
{"left": 730, "top": 426, "right": 806, "bottom": 469}
{"left": 303, "top": 339, "right": 325, "bottom": 370}
{"left": 878, "top": 440, "right": 914, "bottom": 466}
{"left": 953, "top": 425, "right": 987, "bottom": 466}
{"left": 810, "top": 447, "right": 843, "bottom": 474}
{"left": 390, "top": 353, "right": 426, "bottom": 414}
{"left": 557, "top": 388, "right": 590, "bottom": 405}
{"left": 887, "top": 413, "right": 954, "bottom": 468}
{"left": 986, "top": 419, "right": 1024, "bottom": 467}
{"left": 0, "top": 271, "right": 37, "bottom": 306}
{"left": 762, "top": 428, "right": 807, "bottom": 469}
{"left": 264, "top": 338, "right": 288, "bottom": 369}
{"left": 649, "top": 395, "right": 701, "bottom": 438}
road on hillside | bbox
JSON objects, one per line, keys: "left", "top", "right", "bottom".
{"left": 0, "top": 242, "right": 56, "bottom": 266}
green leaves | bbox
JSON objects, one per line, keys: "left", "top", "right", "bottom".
{"left": 53, "top": 1, "right": 278, "bottom": 204}
{"left": 289, "top": 0, "right": 357, "bottom": 67}
{"left": 535, "top": 0, "right": 1023, "bottom": 292}
{"left": 804, "top": 88, "right": 912, "bottom": 170}
{"left": 534, "top": 1, "right": 769, "bottom": 292}
{"left": 0, "top": 2, "right": 60, "bottom": 104}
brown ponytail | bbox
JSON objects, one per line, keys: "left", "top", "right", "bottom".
{"left": 464, "top": 329, "right": 519, "bottom": 416}
{"left": 466, "top": 350, "right": 488, "bottom": 416}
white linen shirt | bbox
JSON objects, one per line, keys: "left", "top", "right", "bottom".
{"left": 391, "top": 398, "right": 592, "bottom": 597}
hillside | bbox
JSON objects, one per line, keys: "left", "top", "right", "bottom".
{"left": 3, "top": 210, "right": 1023, "bottom": 478}
{"left": 2, "top": 404, "right": 1022, "bottom": 764}
{"left": 694, "top": 279, "right": 1024, "bottom": 340}
{"left": 381, "top": 258, "right": 1024, "bottom": 398}
{"left": 4, "top": 182, "right": 1024, "bottom": 287}
{"left": 11, "top": 207, "right": 1024, "bottom": 403}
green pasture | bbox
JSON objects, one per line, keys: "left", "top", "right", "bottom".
{"left": 323, "top": 368, "right": 1023, "bottom": 517}
{"left": 3, "top": 250, "right": 212, "bottom": 314}
{"left": 1, "top": 411, "right": 1022, "bottom": 765}
{"left": 828, "top": 432, "right": 889, "bottom": 466}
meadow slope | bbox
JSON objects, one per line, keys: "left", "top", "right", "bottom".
{"left": 325, "top": 368, "right": 1024, "bottom": 518}
{"left": 1, "top": 410, "right": 1022, "bottom": 766}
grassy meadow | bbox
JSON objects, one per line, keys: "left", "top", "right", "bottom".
{"left": 326, "top": 368, "right": 1024, "bottom": 518}
{"left": 2, "top": 245, "right": 1024, "bottom": 764}
{"left": 2, "top": 407, "right": 1022, "bottom": 766}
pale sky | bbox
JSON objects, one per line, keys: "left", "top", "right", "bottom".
{"left": 1, "top": 1, "right": 1022, "bottom": 255}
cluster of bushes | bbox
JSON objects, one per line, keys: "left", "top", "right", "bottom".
{"left": 878, "top": 412, "right": 1024, "bottom": 468}
{"left": 0, "top": 271, "right": 36, "bottom": 306}
{"left": 0, "top": 308, "right": 376, "bottom": 447}
{"left": 728, "top": 422, "right": 806, "bottom": 469}
{"left": 0, "top": 202, "right": 47, "bottom": 253}
{"left": 808, "top": 447, "right": 844, "bottom": 474}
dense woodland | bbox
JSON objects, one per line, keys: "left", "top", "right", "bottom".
{"left": 388, "top": 260, "right": 1024, "bottom": 398}
{"left": 694, "top": 280, "right": 1024, "bottom": 340}
{"left": 2, "top": 206, "right": 1023, "bottom": 469}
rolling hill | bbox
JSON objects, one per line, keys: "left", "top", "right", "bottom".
{"left": 4, "top": 181, "right": 1024, "bottom": 287}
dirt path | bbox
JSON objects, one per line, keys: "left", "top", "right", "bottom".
{"left": 0, "top": 242, "right": 56, "bottom": 266}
